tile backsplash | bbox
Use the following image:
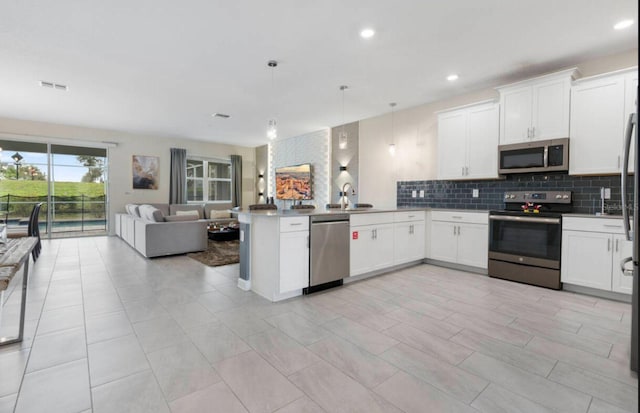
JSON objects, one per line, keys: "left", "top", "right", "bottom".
{"left": 397, "top": 173, "right": 634, "bottom": 215}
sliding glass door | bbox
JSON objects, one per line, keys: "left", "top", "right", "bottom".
{"left": 0, "top": 139, "right": 108, "bottom": 238}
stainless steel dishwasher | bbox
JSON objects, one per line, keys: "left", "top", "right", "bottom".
{"left": 305, "top": 214, "right": 350, "bottom": 294}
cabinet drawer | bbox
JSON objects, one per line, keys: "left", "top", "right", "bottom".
{"left": 350, "top": 212, "right": 395, "bottom": 227}
{"left": 562, "top": 217, "right": 625, "bottom": 234}
{"left": 394, "top": 211, "right": 425, "bottom": 223}
{"left": 431, "top": 210, "right": 488, "bottom": 225}
{"left": 279, "top": 216, "right": 309, "bottom": 232}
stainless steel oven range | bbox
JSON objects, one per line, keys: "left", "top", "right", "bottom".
{"left": 488, "top": 191, "right": 572, "bottom": 289}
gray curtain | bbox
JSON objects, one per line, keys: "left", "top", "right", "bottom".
{"left": 230, "top": 155, "right": 242, "bottom": 207}
{"left": 169, "top": 148, "right": 187, "bottom": 204}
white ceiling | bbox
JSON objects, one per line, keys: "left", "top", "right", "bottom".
{"left": 0, "top": 1, "right": 637, "bottom": 147}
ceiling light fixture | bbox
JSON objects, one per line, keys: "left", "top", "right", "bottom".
{"left": 267, "top": 60, "right": 278, "bottom": 140}
{"left": 447, "top": 74, "right": 459, "bottom": 82}
{"left": 614, "top": 19, "right": 634, "bottom": 30}
{"left": 360, "top": 28, "right": 375, "bottom": 39}
{"left": 389, "top": 102, "right": 397, "bottom": 156}
{"left": 339, "top": 85, "right": 349, "bottom": 150}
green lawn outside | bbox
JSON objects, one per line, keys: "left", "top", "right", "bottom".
{"left": 0, "top": 180, "right": 105, "bottom": 198}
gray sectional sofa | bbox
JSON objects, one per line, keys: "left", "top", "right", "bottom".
{"left": 115, "top": 202, "right": 236, "bottom": 258}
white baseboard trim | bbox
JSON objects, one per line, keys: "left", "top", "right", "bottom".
{"left": 237, "top": 278, "right": 251, "bottom": 291}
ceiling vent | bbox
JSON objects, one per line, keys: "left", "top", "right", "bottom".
{"left": 39, "top": 80, "right": 68, "bottom": 91}
{"left": 212, "top": 113, "right": 230, "bottom": 118}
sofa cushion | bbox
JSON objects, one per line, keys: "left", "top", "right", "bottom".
{"left": 125, "top": 204, "right": 140, "bottom": 217}
{"left": 164, "top": 214, "right": 199, "bottom": 222}
{"left": 176, "top": 210, "right": 200, "bottom": 218}
{"left": 170, "top": 204, "right": 204, "bottom": 219}
{"left": 209, "top": 210, "right": 231, "bottom": 220}
{"left": 138, "top": 204, "right": 164, "bottom": 222}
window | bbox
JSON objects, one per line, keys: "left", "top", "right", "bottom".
{"left": 186, "top": 158, "right": 231, "bottom": 202}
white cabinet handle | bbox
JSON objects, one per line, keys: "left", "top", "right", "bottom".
{"left": 607, "top": 238, "right": 611, "bottom": 251}
{"left": 451, "top": 216, "right": 463, "bottom": 219}
{"left": 461, "top": 167, "right": 464, "bottom": 176}
{"left": 615, "top": 239, "right": 619, "bottom": 252}
{"left": 617, "top": 155, "right": 621, "bottom": 169}
{"left": 531, "top": 126, "right": 535, "bottom": 138}
{"left": 289, "top": 222, "right": 302, "bottom": 226}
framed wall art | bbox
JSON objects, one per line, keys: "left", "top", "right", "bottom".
{"left": 132, "top": 155, "right": 159, "bottom": 189}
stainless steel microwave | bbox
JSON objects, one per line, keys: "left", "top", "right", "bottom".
{"left": 498, "top": 138, "right": 569, "bottom": 174}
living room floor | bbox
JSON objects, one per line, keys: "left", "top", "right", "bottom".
{"left": 0, "top": 236, "right": 637, "bottom": 413}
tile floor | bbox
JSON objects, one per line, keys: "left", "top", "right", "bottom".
{"left": 0, "top": 236, "right": 637, "bottom": 413}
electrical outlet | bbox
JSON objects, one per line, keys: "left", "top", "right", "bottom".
{"left": 411, "top": 190, "right": 417, "bottom": 198}
{"left": 419, "top": 190, "right": 425, "bottom": 198}
{"left": 472, "top": 189, "right": 479, "bottom": 198}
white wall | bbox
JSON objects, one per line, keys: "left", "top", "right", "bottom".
{"left": 0, "top": 117, "right": 256, "bottom": 234}
{"left": 358, "top": 49, "right": 638, "bottom": 209}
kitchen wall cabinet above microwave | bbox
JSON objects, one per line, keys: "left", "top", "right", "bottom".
{"left": 437, "top": 101, "right": 499, "bottom": 180}
{"left": 497, "top": 68, "right": 577, "bottom": 144}
{"left": 569, "top": 67, "right": 638, "bottom": 175}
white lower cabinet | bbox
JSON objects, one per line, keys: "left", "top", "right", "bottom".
{"left": 561, "top": 217, "right": 632, "bottom": 294}
{"left": 350, "top": 222, "right": 394, "bottom": 276}
{"left": 394, "top": 211, "right": 426, "bottom": 265}
{"left": 278, "top": 217, "right": 309, "bottom": 294}
{"left": 428, "top": 211, "right": 488, "bottom": 269}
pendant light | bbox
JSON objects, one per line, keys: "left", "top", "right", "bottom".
{"left": 267, "top": 60, "right": 278, "bottom": 140}
{"left": 338, "top": 85, "right": 348, "bottom": 149}
{"left": 388, "top": 102, "right": 397, "bottom": 156}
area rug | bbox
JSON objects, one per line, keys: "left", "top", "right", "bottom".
{"left": 187, "top": 239, "right": 239, "bottom": 267}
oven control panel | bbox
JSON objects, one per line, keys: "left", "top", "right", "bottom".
{"left": 503, "top": 191, "right": 572, "bottom": 204}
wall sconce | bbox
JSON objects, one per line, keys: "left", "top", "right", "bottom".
{"left": 258, "top": 174, "right": 264, "bottom": 179}
{"left": 258, "top": 192, "right": 264, "bottom": 196}
{"left": 339, "top": 166, "right": 348, "bottom": 171}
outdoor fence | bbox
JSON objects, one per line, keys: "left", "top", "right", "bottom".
{"left": 0, "top": 194, "right": 107, "bottom": 233}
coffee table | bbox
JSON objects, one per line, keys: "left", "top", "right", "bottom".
{"left": 208, "top": 226, "right": 240, "bottom": 241}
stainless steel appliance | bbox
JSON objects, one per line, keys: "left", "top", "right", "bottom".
{"left": 305, "top": 214, "right": 350, "bottom": 294}
{"left": 488, "top": 191, "right": 572, "bottom": 289}
{"left": 498, "top": 137, "right": 569, "bottom": 174}
{"left": 621, "top": 94, "right": 638, "bottom": 373}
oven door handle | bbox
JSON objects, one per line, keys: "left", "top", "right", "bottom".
{"left": 489, "top": 215, "right": 561, "bottom": 224}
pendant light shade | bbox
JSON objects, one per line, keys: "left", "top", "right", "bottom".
{"left": 267, "top": 60, "right": 278, "bottom": 140}
{"left": 388, "top": 102, "right": 397, "bottom": 156}
{"left": 339, "top": 85, "right": 348, "bottom": 149}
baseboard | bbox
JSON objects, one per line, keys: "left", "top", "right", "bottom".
{"left": 423, "top": 259, "right": 488, "bottom": 275}
{"left": 237, "top": 278, "right": 251, "bottom": 291}
{"left": 562, "top": 283, "right": 632, "bottom": 303}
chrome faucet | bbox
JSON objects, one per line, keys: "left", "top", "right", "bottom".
{"left": 341, "top": 182, "right": 356, "bottom": 210}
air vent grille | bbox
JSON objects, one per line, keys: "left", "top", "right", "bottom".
{"left": 39, "top": 80, "right": 68, "bottom": 91}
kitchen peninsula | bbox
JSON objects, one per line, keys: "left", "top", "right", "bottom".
{"left": 236, "top": 208, "right": 488, "bottom": 302}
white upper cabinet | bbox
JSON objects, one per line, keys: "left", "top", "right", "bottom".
{"left": 437, "top": 101, "right": 499, "bottom": 180}
{"left": 569, "top": 67, "right": 637, "bottom": 175}
{"left": 498, "top": 69, "right": 575, "bottom": 144}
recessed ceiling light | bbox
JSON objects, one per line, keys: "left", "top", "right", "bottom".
{"left": 211, "top": 113, "right": 230, "bottom": 119}
{"left": 360, "top": 28, "right": 375, "bottom": 39}
{"left": 447, "top": 74, "right": 459, "bottom": 82}
{"left": 614, "top": 19, "right": 634, "bottom": 30}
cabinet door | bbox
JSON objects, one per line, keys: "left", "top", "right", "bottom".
{"left": 612, "top": 234, "right": 633, "bottom": 294}
{"left": 500, "top": 86, "right": 532, "bottom": 144}
{"left": 429, "top": 221, "right": 458, "bottom": 263}
{"left": 570, "top": 75, "right": 625, "bottom": 174}
{"left": 457, "top": 223, "right": 488, "bottom": 269}
{"left": 437, "top": 110, "right": 468, "bottom": 179}
{"left": 532, "top": 77, "right": 570, "bottom": 140}
{"left": 466, "top": 103, "right": 499, "bottom": 179}
{"left": 350, "top": 226, "right": 374, "bottom": 276}
{"left": 372, "top": 224, "right": 395, "bottom": 271}
{"left": 279, "top": 231, "right": 309, "bottom": 293}
{"left": 624, "top": 72, "right": 638, "bottom": 173}
{"left": 561, "top": 231, "right": 612, "bottom": 290}
{"left": 394, "top": 222, "right": 426, "bottom": 265}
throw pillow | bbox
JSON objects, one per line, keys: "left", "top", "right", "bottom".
{"left": 138, "top": 204, "right": 164, "bottom": 222}
{"left": 125, "top": 204, "right": 140, "bottom": 217}
{"left": 209, "top": 210, "right": 231, "bottom": 219}
{"left": 164, "top": 214, "right": 199, "bottom": 222}
{"left": 176, "top": 210, "right": 200, "bottom": 217}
